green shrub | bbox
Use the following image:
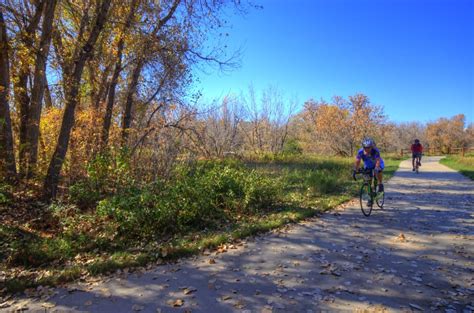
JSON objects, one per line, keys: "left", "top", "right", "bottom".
{"left": 282, "top": 139, "right": 303, "bottom": 155}
{"left": 69, "top": 150, "right": 134, "bottom": 208}
{"left": 69, "top": 181, "right": 101, "bottom": 208}
{"left": 96, "top": 162, "right": 281, "bottom": 241}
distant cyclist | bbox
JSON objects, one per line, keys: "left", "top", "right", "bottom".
{"left": 411, "top": 139, "right": 423, "bottom": 171}
{"left": 353, "top": 138, "right": 385, "bottom": 199}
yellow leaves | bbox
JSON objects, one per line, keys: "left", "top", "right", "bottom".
{"left": 181, "top": 286, "right": 197, "bottom": 295}
{"left": 166, "top": 299, "right": 184, "bottom": 307}
{"left": 396, "top": 233, "right": 407, "bottom": 242}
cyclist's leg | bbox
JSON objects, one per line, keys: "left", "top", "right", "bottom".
{"left": 412, "top": 153, "right": 416, "bottom": 170}
{"left": 376, "top": 160, "right": 384, "bottom": 192}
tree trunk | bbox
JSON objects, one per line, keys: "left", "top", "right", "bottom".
{"left": 14, "top": 1, "right": 45, "bottom": 178}
{"left": 16, "top": 72, "right": 30, "bottom": 176}
{"left": 44, "top": 0, "right": 112, "bottom": 199}
{"left": 25, "top": 0, "right": 58, "bottom": 178}
{"left": 102, "top": 0, "right": 138, "bottom": 147}
{"left": 121, "top": 58, "right": 143, "bottom": 147}
{"left": 0, "top": 11, "right": 17, "bottom": 179}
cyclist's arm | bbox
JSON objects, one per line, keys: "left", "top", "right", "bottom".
{"left": 354, "top": 158, "right": 361, "bottom": 171}
{"left": 374, "top": 149, "right": 382, "bottom": 169}
{"left": 375, "top": 157, "right": 383, "bottom": 171}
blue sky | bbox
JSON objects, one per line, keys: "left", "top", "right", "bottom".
{"left": 194, "top": 0, "right": 474, "bottom": 124}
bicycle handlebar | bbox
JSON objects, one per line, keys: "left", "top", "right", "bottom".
{"left": 353, "top": 169, "right": 373, "bottom": 181}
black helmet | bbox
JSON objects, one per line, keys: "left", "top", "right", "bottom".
{"left": 362, "top": 137, "right": 375, "bottom": 148}
{"left": 414, "top": 139, "right": 420, "bottom": 144}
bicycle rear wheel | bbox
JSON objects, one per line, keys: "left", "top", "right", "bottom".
{"left": 360, "top": 183, "right": 373, "bottom": 216}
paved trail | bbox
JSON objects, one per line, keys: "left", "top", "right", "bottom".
{"left": 3, "top": 157, "right": 474, "bottom": 312}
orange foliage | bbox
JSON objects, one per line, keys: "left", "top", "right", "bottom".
{"left": 38, "top": 107, "right": 123, "bottom": 183}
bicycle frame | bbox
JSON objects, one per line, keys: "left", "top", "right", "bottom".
{"left": 360, "top": 169, "right": 378, "bottom": 196}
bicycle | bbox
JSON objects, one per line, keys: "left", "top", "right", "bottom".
{"left": 413, "top": 154, "right": 422, "bottom": 174}
{"left": 353, "top": 168, "right": 385, "bottom": 216}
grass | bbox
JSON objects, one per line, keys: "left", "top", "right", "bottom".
{"left": 1, "top": 154, "right": 403, "bottom": 294}
{"left": 439, "top": 154, "right": 474, "bottom": 180}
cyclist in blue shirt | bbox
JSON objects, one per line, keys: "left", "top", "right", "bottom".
{"left": 353, "top": 138, "right": 385, "bottom": 196}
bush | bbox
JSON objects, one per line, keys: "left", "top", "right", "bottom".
{"left": 69, "top": 151, "right": 134, "bottom": 208}
{"left": 282, "top": 139, "right": 303, "bottom": 155}
{"left": 69, "top": 181, "right": 101, "bottom": 208}
{"left": 96, "top": 161, "right": 281, "bottom": 240}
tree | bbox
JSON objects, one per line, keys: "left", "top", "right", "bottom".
{"left": 0, "top": 9, "right": 17, "bottom": 179}
{"left": 44, "top": 0, "right": 112, "bottom": 199}
{"left": 101, "top": 0, "right": 139, "bottom": 147}
{"left": 24, "top": 0, "right": 58, "bottom": 177}
{"left": 5, "top": 0, "right": 45, "bottom": 177}
{"left": 241, "top": 86, "right": 296, "bottom": 154}
{"left": 426, "top": 114, "right": 469, "bottom": 152}
{"left": 347, "top": 94, "right": 386, "bottom": 156}
{"left": 300, "top": 99, "right": 352, "bottom": 156}
{"left": 191, "top": 96, "right": 244, "bottom": 157}
{"left": 295, "top": 94, "right": 386, "bottom": 156}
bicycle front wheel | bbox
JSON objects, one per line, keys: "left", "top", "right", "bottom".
{"left": 376, "top": 191, "right": 385, "bottom": 208}
{"left": 360, "top": 183, "right": 373, "bottom": 216}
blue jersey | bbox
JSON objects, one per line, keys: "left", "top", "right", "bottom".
{"left": 356, "top": 147, "right": 384, "bottom": 169}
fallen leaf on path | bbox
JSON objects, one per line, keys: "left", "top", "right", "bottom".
{"left": 409, "top": 303, "right": 423, "bottom": 311}
{"left": 261, "top": 306, "right": 273, "bottom": 313}
{"left": 132, "top": 304, "right": 144, "bottom": 311}
{"left": 0, "top": 301, "right": 14, "bottom": 309}
{"left": 397, "top": 233, "right": 407, "bottom": 242}
{"left": 14, "top": 303, "right": 29, "bottom": 311}
{"left": 233, "top": 300, "right": 245, "bottom": 309}
{"left": 41, "top": 302, "right": 56, "bottom": 308}
{"left": 167, "top": 299, "right": 184, "bottom": 307}
{"left": 209, "top": 259, "right": 216, "bottom": 264}
{"left": 181, "top": 286, "right": 197, "bottom": 295}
